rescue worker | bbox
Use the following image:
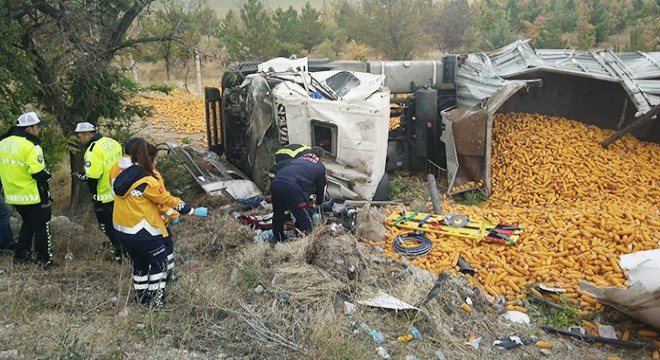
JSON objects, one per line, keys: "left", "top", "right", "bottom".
{"left": 0, "top": 112, "right": 53, "bottom": 266}
{"left": 109, "top": 139, "right": 180, "bottom": 281}
{"left": 147, "top": 143, "right": 180, "bottom": 281}
{"left": 112, "top": 138, "right": 207, "bottom": 308}
{"left": 268, "top": 143, "right": 312, "bottom": 179}
{"left": 271, "top": 146, "right": 326, "bottom": 242}
{"left": 73, "top": 122, "right": 124, "bottom": 261}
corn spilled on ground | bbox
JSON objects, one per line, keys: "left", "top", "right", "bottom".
{"left": 134, "top": 89, "right": 212, "bottom": 147}
{"left": 374, "top": 113, "right": 660, "bottom": 309}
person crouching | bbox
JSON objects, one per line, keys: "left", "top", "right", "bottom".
{"left": 270, "top": 146, "right": 326, "bottom": 243}
{"left": 112, "top": 138, "right": 207, "bottom": 308}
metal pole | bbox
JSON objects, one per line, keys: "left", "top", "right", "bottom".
{"left": 428, "top": 173, "right": 442, "bottom": 214}
{"left": 129, "top": 53, "right": 139, "bottom": 84}
{"left": 195, "top": 50, "right": 202, "bottom": 99}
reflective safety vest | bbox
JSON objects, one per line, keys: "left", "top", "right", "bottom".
{"left": 275, "top": 144, "right": 311, "bottom": 163}
{"left": 84, "top": 135, "right": 122, "bottom": 203}
{"left": 0, "top": 135, "right": 46, "bottom": 205}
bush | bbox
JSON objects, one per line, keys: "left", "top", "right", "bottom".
{"left": 155, "top": 150, "right": 194, "bottom": 197}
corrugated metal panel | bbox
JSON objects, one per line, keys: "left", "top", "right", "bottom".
{"left": 456, "top": 40, "right": 660, "bottom": 115}
{"left": 489, "top": 40, "right": 544, "bottom": 77}
{"left": 456, "top": 53, "right": 513, "bottom": 109}
{"left": 618, "top": 52, "right": 660, "bottom": 79}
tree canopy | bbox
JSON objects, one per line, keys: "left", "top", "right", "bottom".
{"left": 2, "top": 0, "right": 175, "bottom": 211}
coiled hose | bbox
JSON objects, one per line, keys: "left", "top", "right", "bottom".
{"left": 392, "top": 231, "right": 433, "bottom": 257}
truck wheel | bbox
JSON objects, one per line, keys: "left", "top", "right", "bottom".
{"left": 373, "top": 173, "right": 390, "bottom": 201}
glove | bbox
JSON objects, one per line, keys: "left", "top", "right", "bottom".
{"left": 72, "top": 172, "right": 88, "bottom": 181}
{"left": 193, "top": 207, "right": 208, "bottom": 217}
{"left": 170, "top": 217, "right": 180, "bottom": 225}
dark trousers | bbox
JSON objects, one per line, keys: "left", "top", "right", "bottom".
{"left": 271, "top": 180, "right": 313, "bottom": 242}
{"left": 0, "top": 193, "right": 14, "bottom": 245}
{"left": 121, "top": 236, "right": 168, "bottom": 306}
{"left": 94, "top": 201, "right": 123, "bottom": 257}
{"left": 163, "top": 229, "right": 174, "bottom": 274}
{"left": 14, "top": 203, "right": 52, "bottom": 264}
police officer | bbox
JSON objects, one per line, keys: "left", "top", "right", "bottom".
{"left": 0, "top": 112, "right": 53, "bottom": 266}
{"left": 73, "top": 122, "right": 123, "bottom": 261}
{"left": 271, "top": 146, "right": 326, "bottom": 242}
{"left": 268, "top": 143, "right": 312, "bottom": 179}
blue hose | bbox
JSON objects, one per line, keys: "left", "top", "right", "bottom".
{"left": 392, "top": 231, "right": 433, "bottom": 257}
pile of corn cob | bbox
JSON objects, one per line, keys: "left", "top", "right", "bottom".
{"left": 376, "top": 113, "right": 659, "bottom": 309}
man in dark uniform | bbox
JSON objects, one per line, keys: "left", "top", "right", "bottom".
{"left": 270, "top": 146, "right": 326, "bottom": 242}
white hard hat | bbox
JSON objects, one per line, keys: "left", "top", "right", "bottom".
{"left": 74, "top": 122, "right": 96, "bottom": 133}
{"left": 16, "top": 112, "right": 47, "bottom": 127}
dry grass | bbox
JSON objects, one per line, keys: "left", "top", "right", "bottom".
{"left": 10, "top": 49, "right": 651, "bottom": 359}
{"left": 0, "top": 175, "right": 652, "bottom": 359}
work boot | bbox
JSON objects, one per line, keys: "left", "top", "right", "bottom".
{"left": 14, "top": 252, "right": 32, "bottom": 264}
{"left": 150, "top": 289, "right": 166, "bottom": 310}
{"left": 135, "top": 290, "right": 151, "bottom": 305}
{"left": 42, "top": 260, "right": 59, "bottom": 270}
{"left": 0, "top": 241, "right": 17, "bottom": 250}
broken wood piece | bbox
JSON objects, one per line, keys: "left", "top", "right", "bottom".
{"left": 601, "top": 104, "right": 660, "bottom": 148}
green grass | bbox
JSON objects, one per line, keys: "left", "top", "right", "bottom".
{"left": 541, "top": 297, "right": 583, "bottom": 329}
{"left": 456, "top": 190, "right": 488, "bottom": 206}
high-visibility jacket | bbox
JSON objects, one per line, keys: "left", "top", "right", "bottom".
{"left": 112, "top": 165, "right": 191, "bottom": 240}
{"left": 84, "top": 134, "right": 122, "bottom": 203}
{"left": 109, "top": 157, "right": 180, "bottom": 224}
{"left": 0, "top": 129, "right": 51, "bottom": 205}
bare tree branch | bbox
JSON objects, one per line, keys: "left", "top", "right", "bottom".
{"left": 109, "top": 1, "right": 156, "bottom": 50}
{"left": 111, "top": 35, "right": 185, "bottom": 53}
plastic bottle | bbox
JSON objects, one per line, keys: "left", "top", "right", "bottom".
{"left": 252, "top": 229, "right": 273, "bottom": 242}
{"left": 312, "top": 211, "right": 322, "bottom": 225}
{"left": 360, "top": 323, "right": 385, "bottom": 344}
{"left": 397, "top": 327, "right": 421, "bottom": 343}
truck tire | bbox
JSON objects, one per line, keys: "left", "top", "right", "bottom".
{"left": 373, "top": 173, "right": 390, "bottom": 201}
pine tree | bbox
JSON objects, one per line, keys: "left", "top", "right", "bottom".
{"left": 299, "top": 2, "right": 327, "bottom": 54}
{"left": 576, "top": 13, "right": 596, "bottom": 50}
{"left": 588, "top": 0, "right": 613, "bottom": 44}
{"left": 534, "top": 16, "right": 567, "bottom": 49}
{"left": 435, "top": 0, "right": 473, "bottom": 52}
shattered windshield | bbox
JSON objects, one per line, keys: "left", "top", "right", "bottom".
{"left": 324, "top": 71, "right": 361, "bottom": 98}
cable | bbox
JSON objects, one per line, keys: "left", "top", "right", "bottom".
{"left": 392, "top": 231, "right": 433, "bottom": 257}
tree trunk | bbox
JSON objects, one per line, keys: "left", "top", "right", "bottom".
{"left": 68, "top": 143, "right": 94, "bottom": 216}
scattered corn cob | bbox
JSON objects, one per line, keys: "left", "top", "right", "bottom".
{"left": 461, "top": 303, "right": 473, "bottom": 313}
{"left": 535, "top": 341, "right": 552, "bottom": 349}
{"left": 639, "top": 330, "right": 658, "bottom": 338}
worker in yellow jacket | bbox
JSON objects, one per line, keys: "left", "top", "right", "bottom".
{"left": 146, "top": 143, "right": 181, "bottom": 281}
{"left": 0, "top": 112, "right": 54, "bottom": 266}
{"left": 110, "top": 139, "right": 181, "bottom": 281}
{"left": 73, "top": 122, "right": 123, "bottom": 261}
{"left": 112, "top": 138, "right": 207, "bottom": 308}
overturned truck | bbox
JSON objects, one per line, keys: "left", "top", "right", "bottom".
{"left": 205, "top": 40, "right": 660, "bottom": 201}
